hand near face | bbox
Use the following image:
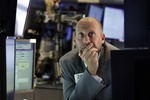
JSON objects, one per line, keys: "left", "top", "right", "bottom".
{"left": 79, "top": 43, "right": 99, "bottom": 75}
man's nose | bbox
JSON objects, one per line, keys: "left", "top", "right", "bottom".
{"left": 83, "top": 36, "right": 90, "bottom": 44}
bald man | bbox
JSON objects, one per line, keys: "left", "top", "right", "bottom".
{"left": 59, "top": 17, "right": 119, "bottom": 100}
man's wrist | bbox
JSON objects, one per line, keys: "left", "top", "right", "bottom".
{"left": 86, "top": 68, "right": 103, "bottom": 83}
{"left": 86, "top": 67, "right": 97, "bottom": 75}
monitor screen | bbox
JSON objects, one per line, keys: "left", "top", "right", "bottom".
{"left": 111, "top": 49, "right": 150, "bottom": 100}
{"left": 88, "top": 4, "right": 103, "bottom": 23}
{"left": 103, "top": 6, "right": 124, "bottom": 42}
{"left": 14, "top": 0, "right": 30, "bottom": 36}
{"left": 15, "top": 39, "right": 36, "bottom": 90}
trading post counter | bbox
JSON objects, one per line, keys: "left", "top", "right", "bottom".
{"left": 14, "top": 83, "right": 63, "bottom": 100}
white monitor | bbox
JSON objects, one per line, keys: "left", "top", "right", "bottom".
{"left": 103, "top": 6, "right": 124, "bottom": 42}
{"left": 6, "top": 37, "right": 36, "bottom": 91}
{"left": 14, "top": 0, "right": 30, "bottom": 37}
{"left": 88, "top": 4, "right": 103, "bottom": 23}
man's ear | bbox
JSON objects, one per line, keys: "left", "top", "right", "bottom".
{"left": 73, "top": 33, "right": 76, "bottom": 44}
{"left": 101, "top": 33, "right": 105, "bottom": 44}
{"left": 72, "top": 33, "right": 77, "bottom": 42}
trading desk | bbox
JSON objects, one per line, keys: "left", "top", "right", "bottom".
{"left": 14, "top": 84, "right": 63, "bottom": 100}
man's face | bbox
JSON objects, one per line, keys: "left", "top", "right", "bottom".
{"left": 75, "top": 19, "right": 105, "bottom": 53}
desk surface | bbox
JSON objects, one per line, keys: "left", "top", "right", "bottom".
{"left": 35, "top": 83, "right": 63, "bottom": 90}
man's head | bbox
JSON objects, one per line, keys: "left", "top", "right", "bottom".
{"left": 74, "top": 17, "right": 105, "bottom": 53}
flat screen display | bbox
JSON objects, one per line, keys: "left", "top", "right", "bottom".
{"left": 88, "top": 4, "right": 103, "bottom": 23}
{"left": 14, "top": 0, "right": 30, "bottom": 36}
{"left": 111, "top": 49, "right": 150, "bottom": 100}
{"left": 103, "top": 6, "right": 124, "bottom": 42}
{"left": 6, "top": 37, "right": 36, "bottom": 91}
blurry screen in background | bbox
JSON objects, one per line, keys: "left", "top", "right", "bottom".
{"left": 103, "top": 6, "right": 124, "bottom": 42}
{"left": 88, "top": 4, "right": 103, "bottom": 23}
{"left": 15, "top": 0, "right": 30, "bottom": 37}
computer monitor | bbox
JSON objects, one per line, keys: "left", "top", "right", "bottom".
{"left": 88, "top": 4, "right": 103, "bottom": 23}
{"left": 15, "top": 39, "right": 36, "bottom": 90}
{"left": 14, "top": 0, "right": 30, "bottom": 37}
{"left": 111, "top": 49, "right": 150, "bottom": 100}
{"left": 103, "top": 6, "right": 124, "bottom": 42}
{"left": 6, "top": 37, "right": 36, "bottom": 90}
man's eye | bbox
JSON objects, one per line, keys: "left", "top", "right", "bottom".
{"left": 78, "top": 32, "right": 84, "bottom": 38}
{"left": 89, "top": 32, "right": 95, "bottom": 37}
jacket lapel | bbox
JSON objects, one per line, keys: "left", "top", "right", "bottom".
{"left": 97, "top": 47, "right": 105, "bottom": 78}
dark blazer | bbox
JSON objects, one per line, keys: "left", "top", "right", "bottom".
{"left": 59, "top": 42, "right": 119, "bottom": 100}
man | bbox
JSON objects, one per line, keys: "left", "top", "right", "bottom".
{"left": 59, "top": 17, "right": 119, "bottom": 100}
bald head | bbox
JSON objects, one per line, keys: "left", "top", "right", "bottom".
{"left": 75, "top": 17, "right": 103, "bottom": 33}
{"left": 74, "top": 17, "right": 105, "bottom": 54}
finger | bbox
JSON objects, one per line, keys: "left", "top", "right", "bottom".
{"left": 90, "top": 50, "right": 98, "bottom": 58}
{"left": 84, "top": 48, "right": 98, "bottom": 61}
{"left": 92, "top": 51, "right": 98, "bottom": 57}
{"left": 82, "top": 43, "right": 93, "bottom": 57}
{"left": 83, "top": 43, "right": 93, "bottom": 54}
{"left": 84, "top": 48, "right": 98, "bottom": 58}
{"left": 79, "top": 50, "right": 82, "bottom": 57}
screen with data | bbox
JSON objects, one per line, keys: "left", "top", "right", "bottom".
{"left": 15, "top": 39, "right": 36, "bottom": 90}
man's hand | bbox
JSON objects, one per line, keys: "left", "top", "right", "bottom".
{"left": 79, "top": 43, "right": 99, "bottom": 75}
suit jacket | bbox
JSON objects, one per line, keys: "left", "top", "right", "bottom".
{"left": 59, "top": 42, "right": 119, "bottom": 100}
